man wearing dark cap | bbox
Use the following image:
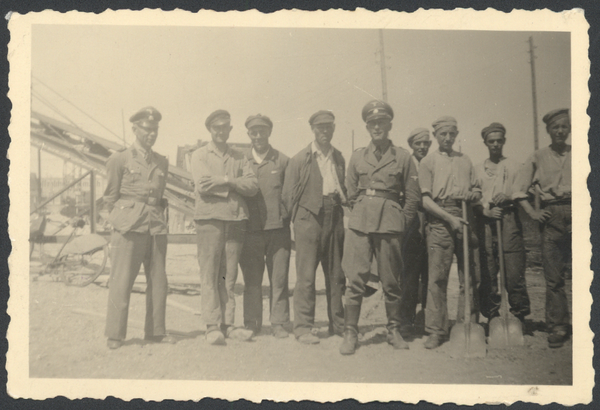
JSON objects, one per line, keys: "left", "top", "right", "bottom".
{"left": 190, "top": 109, "right": 258, "bottom": 345}
{"left": 418, "top": 115, "right": 482, "bottom": 349}
{"left": 400, "top": 127, "right": 432, "bottom": 336}
{"left": 282, "top": 110, "right": 346, "bottom": 344}
{"left": 513, "top": 108, "right": 571, "bottom": 348}
{"left": 474, "top": 122, "right": 530, "bottom": 325}
{"left": 103, "top": 106, "right": 175, "bottom": 349}
{"left": 339, "top": 100, "right": 420, "bottom": 355}
{"left": 239, "top": 114, "right": 291, "bottom": 339}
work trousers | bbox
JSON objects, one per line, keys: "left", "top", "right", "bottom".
{"left": 239, "top": 227, "right": 291, "bottom": 330}
{"left": 477, "top": 210, "right": 531, "bottom": 319}
{"left": 105, "top": 231, "right": 168, "bottom": 341}
{"left": 400, "top": 219, "right": 428, "bottom": 326}
{"left": 425, "top": 205, "right": 480, "bottom": 337}
{"left": 195, "top": 220, "right": 245, "bottom": 329}
{"left": 542, "top": 203, "right": 572, "bottom": 332}
{"left": 293, "top": 198, "right": 345, "bottom": 337}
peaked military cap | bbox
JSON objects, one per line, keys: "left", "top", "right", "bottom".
{"left": 362, "top": 100, "right": 394, "bottom": 123}
{"left": 309, "top": 110, "right": 335, "bottom": 125}
{"left": 432, "top": 116, "right": 458, "bottom": 132}
{"left": 130, "top": 106, "right": 162, "bottom": 127}
{"left": 542, "top": 108, "right": 570, "bottom": 126}
{"left": 205, "top": 109, "right": 231, "bottom": 129}
{"left": 481, "top": 122, "right": 506, "bottom": 140}
{"left": 245, "top": 114, "right": 273, "bottom": 129}
{"left": 408, "top": 127, "right": 430, "bottom": 145}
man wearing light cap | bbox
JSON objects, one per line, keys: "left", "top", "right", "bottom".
{"left": 282, "top": 110, "right": 346, "bottom": 344}
{"left": 513, "top": 108, "right": 571, "bottom": 348}
{"left": 239, "top": 114, "right": 291, "bottom": 339}
{"left": 400, "top": 127, "right": 432, "bottom": 337}
{"left": 473, "top": 122, "right": 530, "bottom": 326}
{"left": 103, "top": 106, "right": 175, "bottom": 349}
{"left": 339, "top": 100, "right": 420, "bottom": 355}
{"left": 418, "top": 115, "right": 482, "bottom": 349}
{"left": 190, "top": 109, "right": 258, "bottom": 345}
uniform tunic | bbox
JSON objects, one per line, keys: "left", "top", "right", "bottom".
{"left": 418, "top": 149, "right": 481, "bottom": 336}
{"left": 239, "top": 147, "right": 291, "bottom": 330}
{"left": 104, "top": 141, "right": 169, "bottom": 341}
{"left": 190, "top": 142, "right": 258, "bottom": 329}
{"left": 474, "top": 157, "right": 530, "bottom": 319}
{"left": 342, "top": 142, "right": 420, "bottom": 319}
{"left": 513, "top": 145, "right": 572, "bottom": 332}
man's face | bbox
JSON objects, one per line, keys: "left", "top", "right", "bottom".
{"left": 410, "top": 138, "right": 431, "bottom": 161}
{"left": 484, "top": 132, "right": 506, "bottom": 157}
{"left": 547, "top": 117, "right": 571, "bottom": 146}
{"left": 311, "top": 122, "right": 335, "bottom": 147}
{"left": 247, "top": 125, "right": 271, "bottom": 153}
{"left": 366, "top": 118, "right": 392, "bottom": 143}
{"left": 210, "top": 122, "right": 232, "bottom": 144}
{"left": 133, "top": 124, "right": 159, "bottom": 151}
{"left": 434, "top": 127, "right": 458, "bottom": 152}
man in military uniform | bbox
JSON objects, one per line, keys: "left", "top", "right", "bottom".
{"left": 104, "top": 106, "right": 175, "bottom": 349}
{"left": 339, "top": 100, "right": 420, "bottom": 355}
{"left": 474, "top": 122, "right": 530, "bottom": 324}
{"left": 513, "top": 109, "right": 571, "bottom": 348}
{"left": 239, "top": 114, "right": 291, "bottom": 338}
{"left": 400, "top": 127, "right": 432, "bottom": 337}
{"left": 282, "top": 110, "right": 346, "bottom": 344}
{"left": 190, "top": 110, "right": 258, "bottom": 345}
{"left": 418, "top": 116, "right": 482, "bottom": 350}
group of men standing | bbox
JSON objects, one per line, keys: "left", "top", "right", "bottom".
{"left": 102, "top": 102, "right": 572, "bottom": 354}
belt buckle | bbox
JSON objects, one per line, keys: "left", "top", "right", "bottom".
{"left": 147, "top": 197, "right": 158, "bottom": 206}
{"left": 366, "top": 188, "right": 376, "bottom": 196}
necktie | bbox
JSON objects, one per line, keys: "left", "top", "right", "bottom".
{"left": 374, "top": 149, "right": 382, "bottom": 162}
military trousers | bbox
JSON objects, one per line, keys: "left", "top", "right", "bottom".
{"left": 400, "top": 218, "right": 428, "bottom": 326}
{"left": 541, "top": 203, "right": 572, "bottom": 333}
{"left": 292, "top": 198, "right": 345, "bottom": 337}
{"left": 105, "top": 231, "right": 168, "bottom": 341}
{"left": 195, "top": 220, "right": 245, "bottom": 329}
{"left": 477, "top": 209, "right": 531, "bottom": 320}
{"left": 239, "top": 226, "right": 291, "bottom": 331}
{"left": 425, "top": 205, "right": 480, "bottom": 337}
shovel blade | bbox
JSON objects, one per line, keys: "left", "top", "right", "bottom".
{"left": 489, "top": 317, "right": 525, "bottom": 348}
{"left": 448, "top": 323, "right": 487, "bottom": 358}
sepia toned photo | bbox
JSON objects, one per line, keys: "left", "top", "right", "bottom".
{"left": 6, "top": 8, "right": 592, "bottom": 405}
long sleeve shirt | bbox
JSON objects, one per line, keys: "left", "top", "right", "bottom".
{"left": 418, "top": 149, "right": 481, "bottom": 201}
{"left": 190, "top": 141, "right": 258, "bottom": 221}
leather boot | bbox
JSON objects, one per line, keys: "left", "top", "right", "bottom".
{"left": 339, "top": 304, "right": 361, "bottom": 355}
{"left": 386, "top": 302, "right": 409, "bottom": 350}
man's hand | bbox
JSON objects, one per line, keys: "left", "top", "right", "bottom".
{"left": 483, "top": 207, "right": 503, "bottom": 220}
{"left": 448, "top": 215, "right": 468, "bottom": 232}
{"left": 197, "top": 175, "right": 229, "bottom": 191}
{"left": 492, "top": 192, "right": 509, "bottom": 205}
{"left": 528, "top": 209, "right": 552, "bottom": 223}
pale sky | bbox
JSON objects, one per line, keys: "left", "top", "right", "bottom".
{"left": 30, "top": 25, "right": 570, "bottom": 178}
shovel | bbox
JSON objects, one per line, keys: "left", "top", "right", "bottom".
{"left": 448, "top": 200, "right": 487, "bottom": 358}
{"left": 488, "top": 219, "right": 525, "bottom": 348}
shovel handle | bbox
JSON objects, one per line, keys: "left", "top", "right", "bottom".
{"left": 496, "top": 219, "right": 509, "bottom": 312}
{"left": 462, "top": 200, "right": 471, "bottom": 325}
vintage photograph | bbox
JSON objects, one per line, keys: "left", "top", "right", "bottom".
{"left": 7, "top": 8, "right": 592, "bottom": 404}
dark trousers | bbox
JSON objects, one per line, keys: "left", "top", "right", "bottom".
{"left": 478, "top": 210, "right": 531, "bottom": 319}
{"left": 542, "top": 203, "right": 572, "bottom": 332}
{"left": 195, "top": 220, "right": 245, "bottom": 329}
{"left": 400, "top": 219, "right": 428, "bottom": 326}
{"left": 239, "top": 227, "right": 291, "bottom": 330}
{"left": 425, "top": 206, "right": 480, "bottom": 337}
{"left": 292, "top": 199, "right": 345, "bottom": 337}
{"left": 105, "top": 231, "right": 168, "bottom": 341}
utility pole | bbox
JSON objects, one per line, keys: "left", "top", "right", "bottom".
{"left": 379, "top": 29, "right": 388, "bottom": 102}
{"left": 528, "top": 36, "right": 540, "bottom": 151}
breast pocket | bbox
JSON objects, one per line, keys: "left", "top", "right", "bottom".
{"left": 125, "top": 166, "right": 143, "bottom": 183}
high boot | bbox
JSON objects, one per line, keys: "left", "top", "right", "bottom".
{"left": 339, "top": 304, "right": 361, "bottom": 355}
{"left": 386, "top": 302, "right": 409, "bottom": 350}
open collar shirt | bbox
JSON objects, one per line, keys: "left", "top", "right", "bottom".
{"left": 311, "top": 140, "right": 346, "bottom": 202}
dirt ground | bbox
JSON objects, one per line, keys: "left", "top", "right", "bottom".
{"left": 28, "top": 243, "right": 572, "bottom": 385}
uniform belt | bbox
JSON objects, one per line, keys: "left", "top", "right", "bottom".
{"left": 359, "top": 189, "right": 400, "bottom": 202}
{"left": 119, "top": 194, "right": 161, "bottom": 206}
{"left": 434, "top": 198, "right": 462, "bottom": 207}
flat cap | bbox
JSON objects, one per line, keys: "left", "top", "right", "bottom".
{"left": 205, "top": 109, "right": 231, "bottom": 129}
{"left": 432, "top": 116, "right": 458, "bottom": 132}
{"left": 542, "top": 108, "right": 570, "bottom": 126}
{"left": 408, "top": 127, "right": 430, "bottom": 145}
{"left": 362, "top": 100, "right": 394, "bottom": 123}
{"left": 309, "top": 110, "right": 335, "bottom": 125}
{"left": 130, "top": 106, "right": 162, "bottom": 127}
{"left": 481, "top": 122, "right": 506, "bottom": 140}
{"left": 245, "top": 114, "right": 273, "bottom": 129}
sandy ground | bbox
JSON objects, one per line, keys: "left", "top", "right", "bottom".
{"left": 28, "top": 243, "right": 572, "bottom": 384}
